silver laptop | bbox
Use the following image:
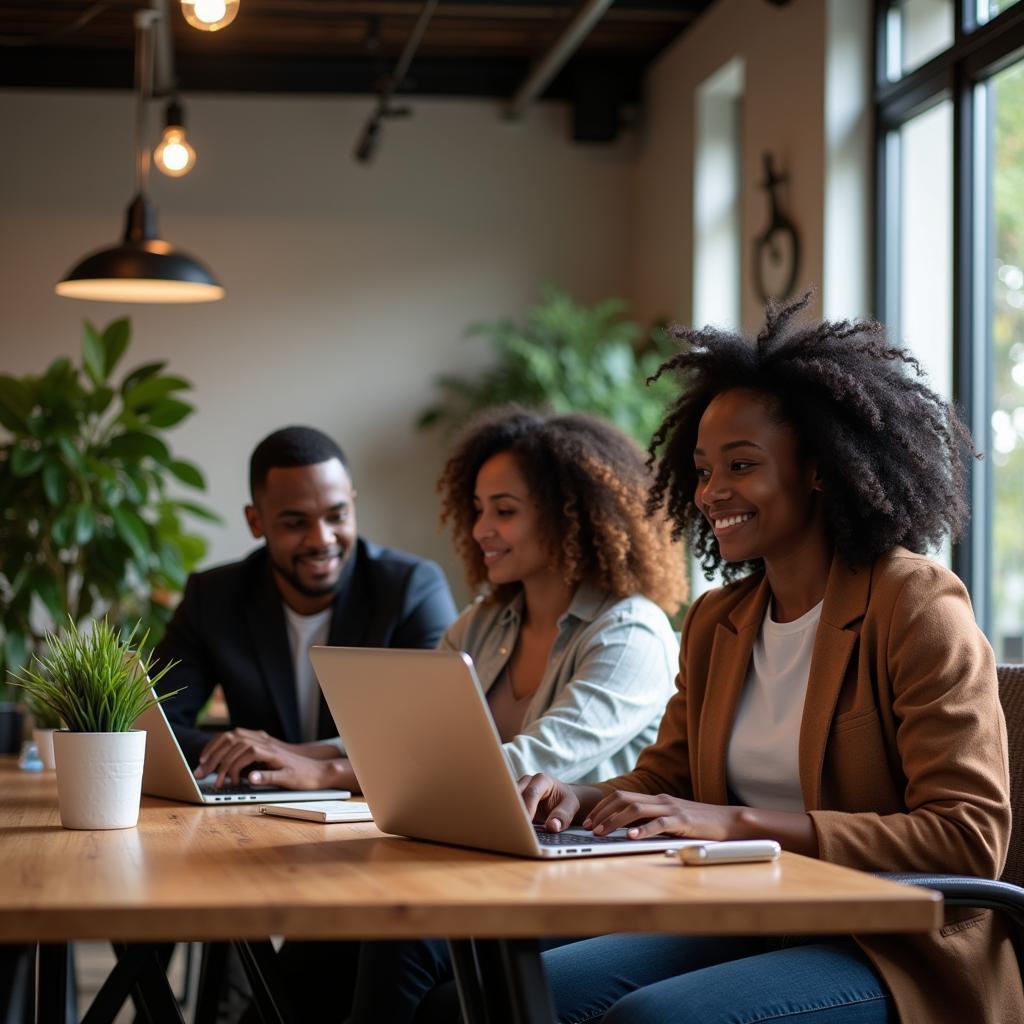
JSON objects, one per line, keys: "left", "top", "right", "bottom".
{"left": 135, "top": 697, "right": 352, "bottom": 805}
{"left": 311, "top": 646, "right": 703, "bottom": 859}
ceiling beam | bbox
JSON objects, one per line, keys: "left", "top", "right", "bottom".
{"left": 506, "top": 0, "right": 614, "bottom": 118}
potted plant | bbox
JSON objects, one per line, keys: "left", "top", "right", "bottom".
{"left": 0, "top": 318, "right": 220, "bottom": 689}
{"left": 11, "top": 618, "right": 179, "bottom": 829}
{"left": 416, "top": 285, "right": 679, "bottom": 447}
{"left": 25, "top": 689, "right": 61, "bottom": 770}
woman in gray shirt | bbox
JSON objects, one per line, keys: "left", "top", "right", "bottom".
{"left": 436, "top": 406, "right": 684, "bottom": 784}
{"left": 345, "top": 407, "right": 685, "bottom": 1024}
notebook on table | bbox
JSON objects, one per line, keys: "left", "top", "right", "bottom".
{"left": 135, "top": 697, "right": 351, "bottom": 805}
{"left": 259, "top": 800, "right": 373, "bottom": 823}
{"left": 310, "top": 646, "right": 704, "bottom": 859}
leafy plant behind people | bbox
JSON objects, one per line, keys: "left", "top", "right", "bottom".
{"left": 417, "top": 285, "right": 677, "bottom": 446}
{"left": 0, "top": 319, "right": 221, "bottom": 691}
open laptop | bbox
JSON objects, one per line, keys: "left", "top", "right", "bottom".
{"left": 135, "top": 697, "right": 352, "bottom": 805}
{"left": 311, "top": 646, "right": 704, "bottom": 859}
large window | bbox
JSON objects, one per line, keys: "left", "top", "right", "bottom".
{"left": 876, "top": 1, "right": 1024, "bottom": 660}
{"left": 896, "top": 98, "right": 954, "bottom": 400}
{"left": 984, "top": 59, "right": 1024, "bottom": 660}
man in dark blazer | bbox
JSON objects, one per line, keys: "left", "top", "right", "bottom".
{"left": 153, "top": 425, "right": 457, "bottom": 778}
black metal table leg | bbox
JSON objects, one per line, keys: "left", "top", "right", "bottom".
{"left": 79, "top": 945, "right": 183, "bottom": 1024}
{"left": 36, "top": 944, "right": 70, "bottom": 1024}
{"left": 193, "top": 942, "right": 229, "bottom": 1024}
{"left": 496, "top": 939, "right": 556, "bottom": 1024}
{"left": 457, "top": 939, "right": 555, "bottom": 1024}
{"left": 448, "top": 940, "right": 489, "bottom": 1024}
{"left": 233, "top": 940, "right": 292, "bottom": 1024}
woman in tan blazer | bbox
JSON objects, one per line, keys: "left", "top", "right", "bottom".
{"left": 517, "top": 296, "right": 1024, "bottom": 1024}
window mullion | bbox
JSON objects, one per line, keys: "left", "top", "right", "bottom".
{"left": 950, "top": 58, "right": 986, "bottom": 617}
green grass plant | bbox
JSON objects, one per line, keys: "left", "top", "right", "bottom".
{"left": 10, "top": 617, "right": 180, "bottom": 733}
{"left": 24, "top": 688, "right": 62, "bottom": 730}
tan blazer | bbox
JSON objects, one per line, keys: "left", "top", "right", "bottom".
{"left": 605, "top": 548, "right": 1023, "bottom": 1024}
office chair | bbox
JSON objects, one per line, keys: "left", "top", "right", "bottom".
{"left": 883, "top": 663, "right": 1024, "bottom": 974}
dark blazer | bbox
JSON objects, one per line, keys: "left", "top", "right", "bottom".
{"left": 153, "top": 538, "right": 458, "bottom": 765}
{"left": 604, "top": 548, "right": 1022, "bottom": 1024}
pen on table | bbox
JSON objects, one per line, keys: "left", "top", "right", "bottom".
{"left": 667, "top": 840, "right": 781, "bottom": 865}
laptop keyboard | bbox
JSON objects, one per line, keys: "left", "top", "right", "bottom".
{"left": 533, "top": 827, "right": 630, "bottom": 846}
{"left": 198, "top": 780, "right": 270, "bottom": 795}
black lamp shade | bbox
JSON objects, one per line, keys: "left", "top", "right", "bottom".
{"left": 56, "top": 195, "right": 224, "bottom": 303}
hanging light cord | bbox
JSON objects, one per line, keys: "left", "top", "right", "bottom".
{"left": 133, "top": 10, "right": 159, "bottom": 197}
{"left": 0, "top": 2, "right": 111, "bottom": 46}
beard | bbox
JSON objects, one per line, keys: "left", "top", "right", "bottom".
{"left": 268, "top": 546, "right": 348, "bottom": 599}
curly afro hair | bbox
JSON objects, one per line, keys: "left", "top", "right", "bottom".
{"left": 438, "top": 406, "right": 686, "bottom": 614}
{"left": 647, "top": 293, "right": 978, "bottom": 582}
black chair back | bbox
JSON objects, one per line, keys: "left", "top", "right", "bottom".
{"left": 998, "top": 663, "right": 1024, "bottom": 887}
{"left": 882, "top": 663, "right": 1024, "bottom": 983}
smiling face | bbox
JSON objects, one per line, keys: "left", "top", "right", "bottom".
{"left": 693, "top": 388, "right": 825, "bottom": 570}
{"left": 245, "top": 458, "right": 357, "bottom": 614}
{"left": 471, "top": 451, "right": 557, "bottom": 590}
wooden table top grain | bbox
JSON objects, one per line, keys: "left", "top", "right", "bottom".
{"left": 0, "top": 762, "right": 943, "bottom": 943}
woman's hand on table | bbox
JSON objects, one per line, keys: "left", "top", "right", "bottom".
{"left": 582, "top": 791, "right": 821, "bottom": 855}
{"left": 517, "top": 773, "right": 602, "bottom": 833}
{"left": 584, "top": 791, "right": 740, "bottom": 841}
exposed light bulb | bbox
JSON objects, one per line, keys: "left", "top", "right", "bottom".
{"left": 154, "top": 101, "right": 197, "bottom": 177}
{"left": 154, "top": 127, "right": 196, "bottom": 177}
{"left": 180, "top": 0, "right": 239, "bottom": 32}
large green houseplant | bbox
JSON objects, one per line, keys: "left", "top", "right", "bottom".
{"left": 416, "top": 285, "right": 678, "bottom": 447}
{"left": 0, "top": 319, "right": 219, "bottom": 700}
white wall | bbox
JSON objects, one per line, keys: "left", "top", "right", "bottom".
{"left": 824, "top": 0, "right": 873, "bottom": 321}
{"left": 1, "top": 4, "right": 874, "bottom": 608}
{"left": 630, "top": 0, "right": 863, "bottom": 332}
{"left": 0, "top": 90, "right": 637, "bottom": 604}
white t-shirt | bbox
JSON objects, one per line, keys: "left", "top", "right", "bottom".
{"left": 283, "top": 605, "right": 332, "bottom": 744}
{"left": 725, "top": 599, "right": 823, "bottom": 812}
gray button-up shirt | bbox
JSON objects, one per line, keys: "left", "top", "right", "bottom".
{"left": 440, "top": 584, "right": 679, "bottom": 784}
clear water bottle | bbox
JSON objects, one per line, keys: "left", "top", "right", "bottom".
{"left": 18, "top": 740, "right": 43, "bottom": 772}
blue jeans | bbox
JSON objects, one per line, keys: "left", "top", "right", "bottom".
{"left": 350, "top": 938, "right": 576, "bottom": 1024}
{"left": 543, "top": 934, "right": 895, "bottom": 1024}
{"left": 351, "top": 934, "right": 895, "bottom": 1024}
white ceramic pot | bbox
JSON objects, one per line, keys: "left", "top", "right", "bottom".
{"left": 52, "top": 730, "right": 147, "bottom": 830}
{"left": 33, "top": 727, "right": 56, "bottom": 770}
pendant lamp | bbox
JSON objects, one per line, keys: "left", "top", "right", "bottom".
{"left": 55, "top": 10, "right": 224, "bottom": 304}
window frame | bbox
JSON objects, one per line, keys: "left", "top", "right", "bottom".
{"left": 874, "top": 0, "right": 1024, "bottom": 635}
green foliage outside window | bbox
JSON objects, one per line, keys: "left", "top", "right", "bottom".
{"left": 0, "top": 319, "right": 220, "bottom": 695}
{"left": 992, "top": 61, "right": 1024, "bottom": 660}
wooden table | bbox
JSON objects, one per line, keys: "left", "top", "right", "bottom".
{"left": 0, "top": 763, "right": 943, "bottom": 1023}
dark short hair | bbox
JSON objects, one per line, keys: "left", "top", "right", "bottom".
{"left": 647, "top": 293, "right": 977, "bottom": 582}
{"left": 249, "top": 426, "right": 349, "bottom": 498}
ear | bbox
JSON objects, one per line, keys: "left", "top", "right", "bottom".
{"left": 800, "top": 455, "right": 824, "bottom": 493}
{"left": 244, "top": 503, "right": 264, "bottom": 539}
